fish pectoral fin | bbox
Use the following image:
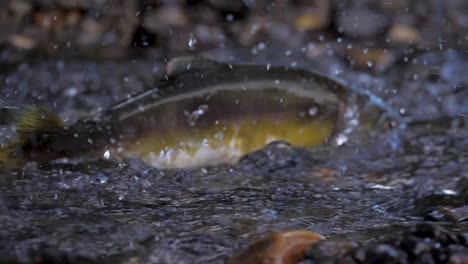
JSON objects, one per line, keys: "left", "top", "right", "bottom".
{"left": 15, "top": 106, "right": 64, "bottom": 135}
{"left": 0, "top": 106, "right": 65, "bottom": 171}
{"left": 166, "top": 56, "right": 223, "bottom": 76}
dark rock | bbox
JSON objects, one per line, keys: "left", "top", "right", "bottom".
{"left": 209, "top": 0, "right": 246, "bottom": 12}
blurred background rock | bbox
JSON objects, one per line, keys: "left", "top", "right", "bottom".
{"left": 1, "top": 0, "right": 467, "bottom": 71}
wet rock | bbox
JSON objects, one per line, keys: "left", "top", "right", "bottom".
{"left": 143, "top": 6, "right": 190, "bottom": 34}
{"left": 8, "top": 0, "right": 32, "bottom": 20}
{"left": 209, "top": 0, "right": 246, "bottom": 13}
{"left": 388, "top": 24, "right": 422, "bottom": 45}
{"left": 346, "top": 46, "right": 396, "bottom": 72}
{"left": 448, "top": 252, "right": 468, "bottom": 264}
{"left": 343, "top": 223, "right": 468, "bottom": 263}
{"left": 7, "top": 35, "right": 36, "bottom": 50}
{"left": 34, "top": 10, "right": 66, "bottom": 32}
{"left": 2, "top": 249, "right": 96, "bottom": 264}
{"left": 78, "top": 18, "right": 103, "bottom": 45}
{"left": 237, "top": 141, "right": 302, "bottom": 174}
{"left": 229, "top": 231, "right": 323, "bottom": 264}
{"left": 304, "top": 239, "right": 360, "bottom": 262}
{"left": 1, "top": 0, "right": 137, "bottom": 59}
{"left": 440, "top": 50, "right": 468, "bottom": 86}
{"left": 194, "top": 24, "right": 226, "bottom": 48}
{"left": 378, "top": 0, "right": 411, "bottom": 12}
{"left": 336, "top": 8, "right": 389, "bottom": 38}
{"left": 294, "top": 0, "right": 331, "bottom": 31}
{"left": 147, "top": 235, "right": 238, "bottom": 264}
{"left": 447, "top": 0, "right": 468, "bottom": 29}
{"left": 426, "top": 206, "right": 468, "bottom": 223}
{"left": 235, "top": 14, "right": 302, "bottom": 48}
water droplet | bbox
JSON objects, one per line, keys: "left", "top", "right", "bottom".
{"left": 226, "top": 13, "right": 234, "bottom": 22}
{"left": 370, "top": 184, "right": 394, "bottom": 190}
{"left": 65, "top": 87, "right": 78, "bottom": 97}
{"left": 258, "top": 42, "right": 266, "bottom": 50}
{"left": 442, "top": 189, "right": 457, "bottom": 195}
{"left": 214, "top": 132, "right": 224, "bottom": 141}
{"left": 97, "top": 174, "right": 108, "bottom": 184}
{"left": 186, "top": 104, "right": 208, "bottom": 126}
{"left": 188, "top": 34, "right": 197, "bottom": 49}
{"left": 308, "top": 106, "right": 319, "bottom": 116}
{"left": 103, "top": 150, "right": 111, "bottom": 159}
{"left": 335, "top": 134, "right": 348, "bottom": 146}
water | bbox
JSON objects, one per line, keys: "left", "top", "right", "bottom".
{"left": 0, "top": 53, "right": 467, "bottom": 262}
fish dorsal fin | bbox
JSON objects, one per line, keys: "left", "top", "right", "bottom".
{"left": 166, "top": 56, "right": 223, "bottom": 76}
{"left": 15, "top": 106, "right": 64, "bottom": 135}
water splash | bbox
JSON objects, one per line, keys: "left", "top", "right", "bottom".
{"left": 185, "top": 104, "right": 208, "bottom": 126}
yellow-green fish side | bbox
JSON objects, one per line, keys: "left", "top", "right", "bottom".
{"left": 0, "top": 56, "right": 350, "bottom": 171}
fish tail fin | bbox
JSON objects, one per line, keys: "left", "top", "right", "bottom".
{"left": 0, "top": 106, "right": 64, "bottom": 171}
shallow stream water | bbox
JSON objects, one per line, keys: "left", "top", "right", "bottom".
{"left": 0, "top": 49, "right": 467, "bottom": 263}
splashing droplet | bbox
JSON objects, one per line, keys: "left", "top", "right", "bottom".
{"left": 186, "top": 104, "right": 208, "bottom": 126}
{"left": 308, "top": 106, "right": 319, "bottom": 116}
{"left": 188, "top": 34, "right": 197, "bottom": 49}
{"left": 335, "top": 134, "right": 348, "bottom": 146}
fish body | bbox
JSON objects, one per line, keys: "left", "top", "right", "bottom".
{"left": 1, "top": 57, "right": 368, "bottom": 170}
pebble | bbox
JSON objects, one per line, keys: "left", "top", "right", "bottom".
{"left": 295, "top": 0, "right": 331, "bottom": 31}
{"left": 34, "top": 10, "right": 65, "bottom": 32}
{"left": 346, "top": 46, "right": 396, "bottom": 72}
{"left": 144, "top": 6, "right": 189, "bottom": 34}
{"left": 336, "top": 8, "right": 389, "bottom": 38}
{"left": 7, "top": 34, "right": 36, "bottom": 50}
{"left": 8, "top": 0, "right": 32, "bottom": 19}
{"left": 447, "top": 0, "right": 468, "bottom": 29}
{"left": 209, "top": 0, "right": 246, "bottom": 12}
{"left": 229, "top": 230, "right": 323, "bottom": 264}
{"left": 388, "top": 24, "right": 422, "bottom": 44}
